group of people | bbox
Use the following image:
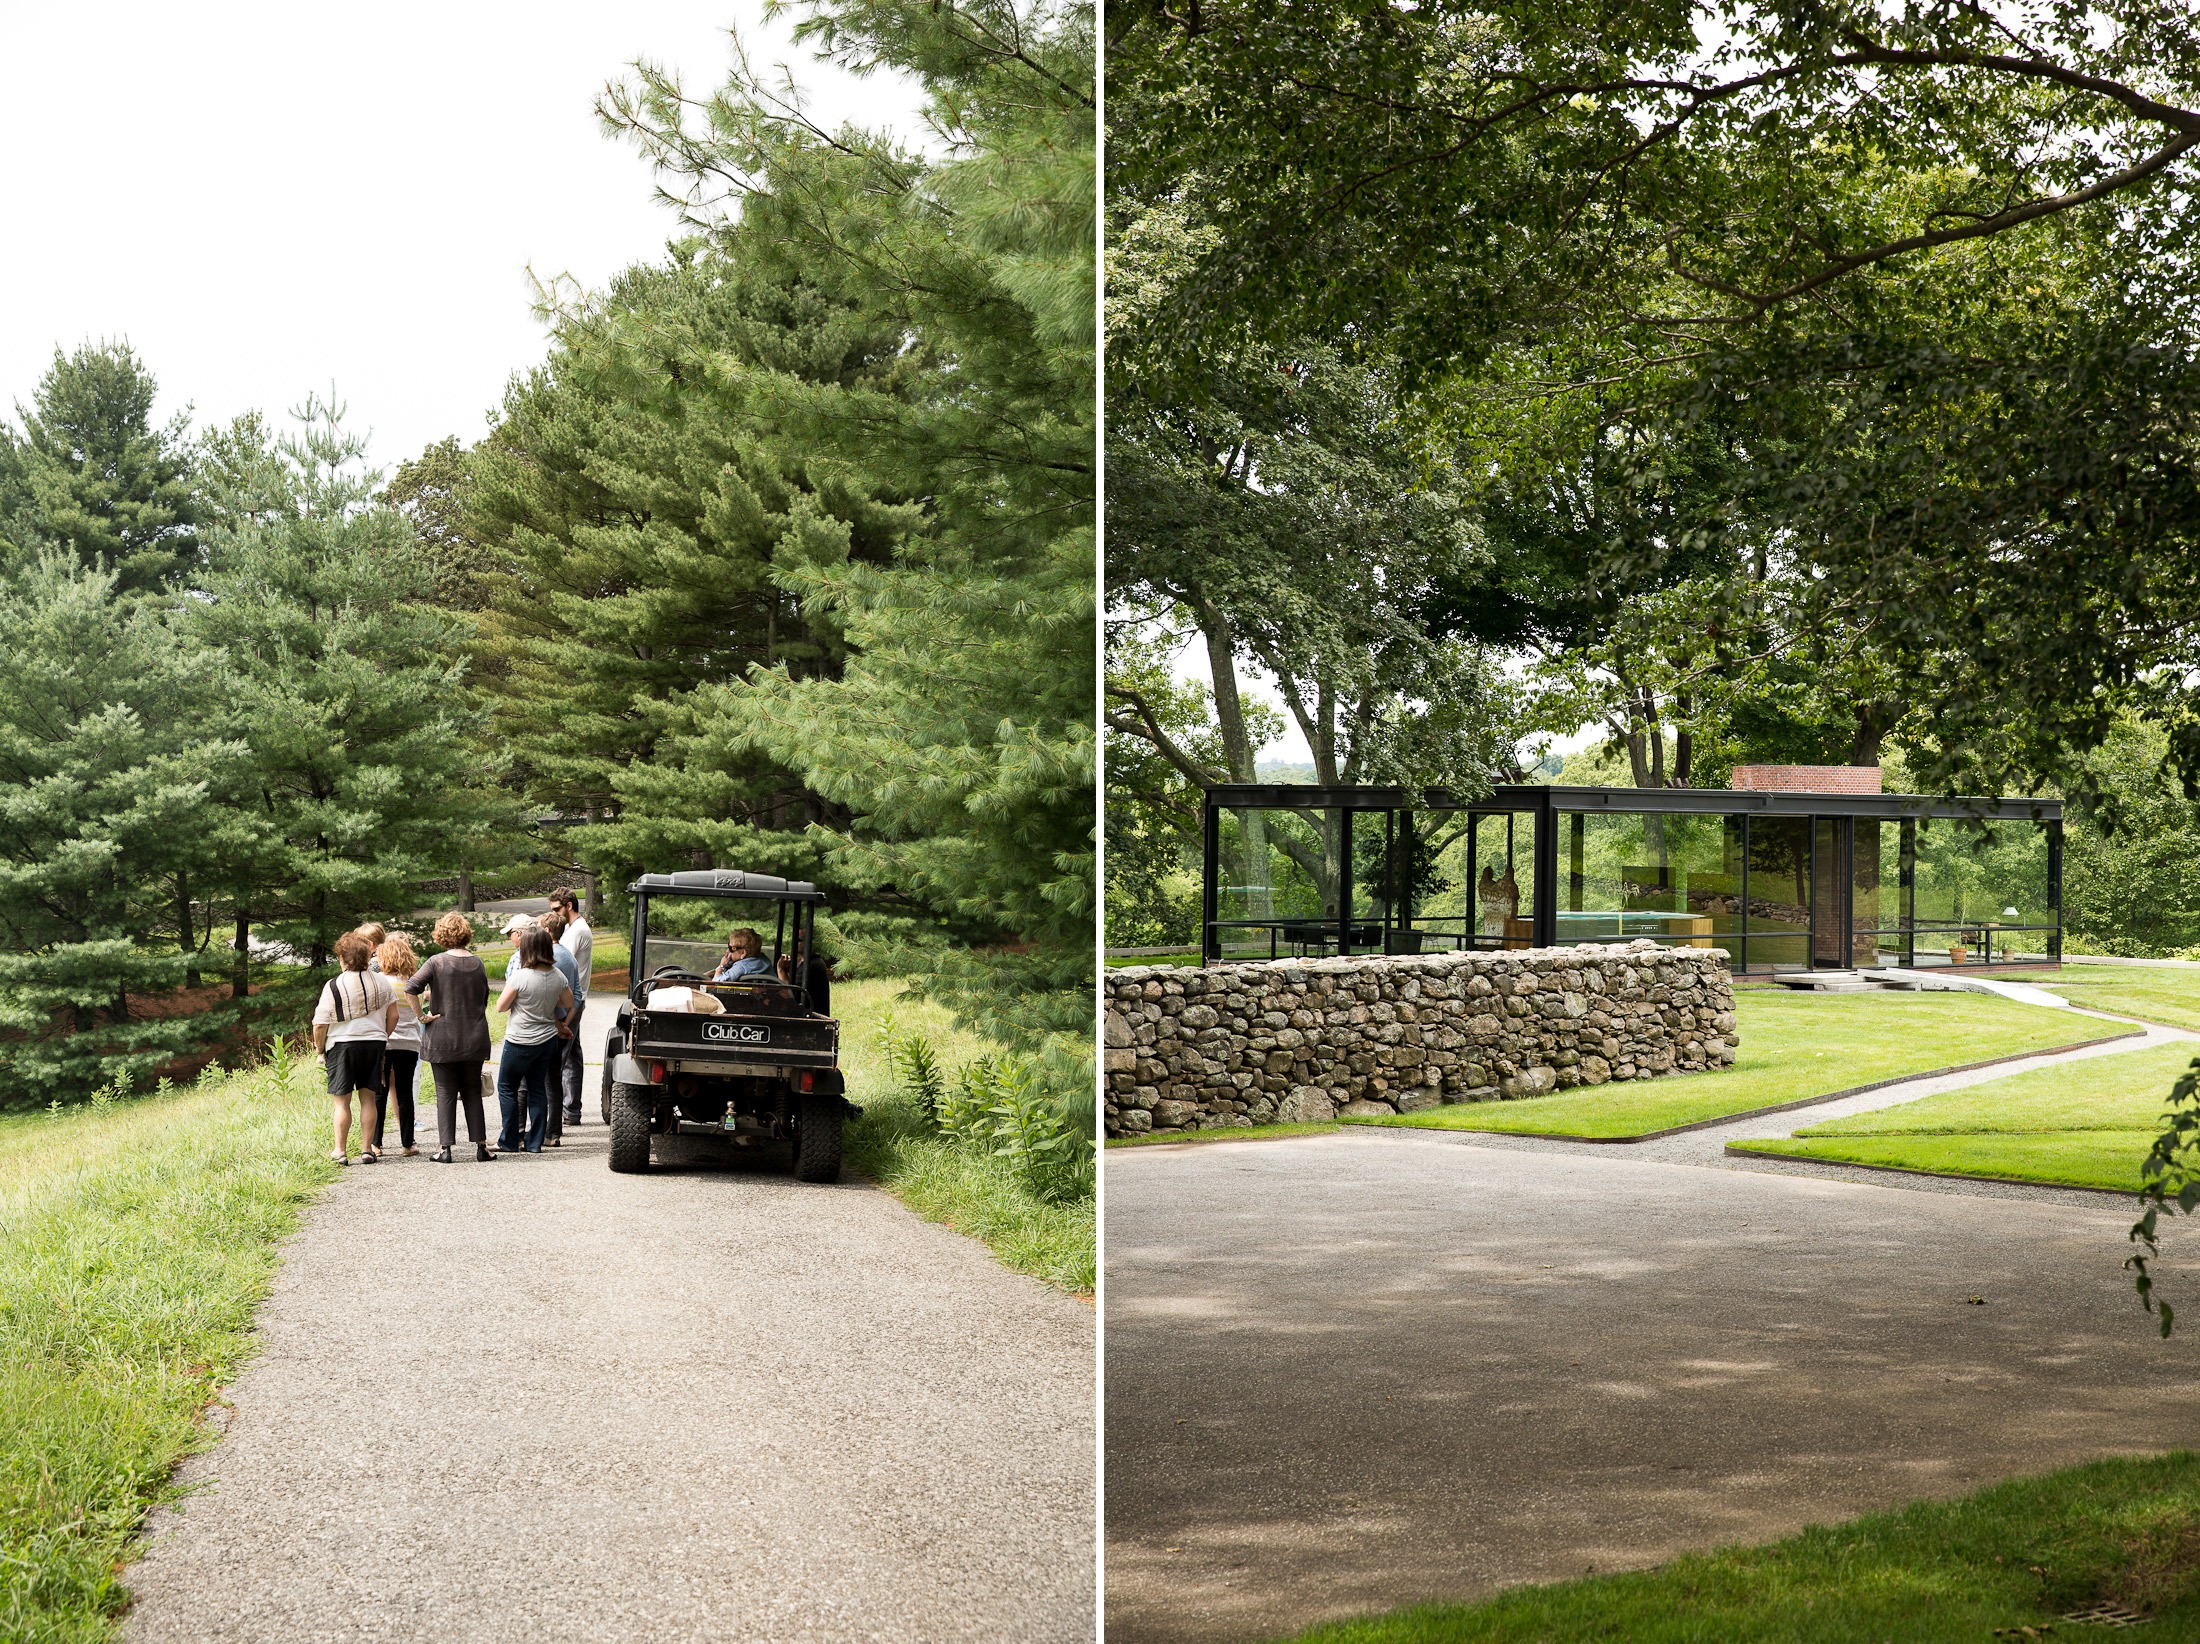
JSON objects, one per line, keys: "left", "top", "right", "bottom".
{"left": 309, "top": 887, "right": 596, "bottom": 1165}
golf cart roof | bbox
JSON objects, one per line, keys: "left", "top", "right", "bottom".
{"left": 628, "top": 870, "right": 827, "bottom": 904}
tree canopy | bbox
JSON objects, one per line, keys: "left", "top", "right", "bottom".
{"left": 1108, "top": 0, "right": 2200, "bottom": 804}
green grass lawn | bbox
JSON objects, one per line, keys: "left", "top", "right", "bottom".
{"left": 1355, "top": 991, "right": 2129, "bottom": 1140}
{"left": 1277, "top": 1452, "right": 2200, "bottom": 1643}
{"left": 1730, "top": 1039, "right": 2197, "bottom": 1191}
{"left": 0, "top": 1051, "right": 333, "bottom": 1644}
{"left": 1107, "top": 949, "right": 1199, "bottom": 969}
{"left": 837, "top": 978, "right": 1094, "bottom": 1295}
{"left": 1108, "top": 1120, "right": 1344, "bottom": 1148}
{"left": 2044, "top": 962, "right": 2200, "bottom": 1032}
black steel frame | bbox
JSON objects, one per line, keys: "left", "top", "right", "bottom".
{"left": 1199, "top": 783, "right": 2064, "bottom": 971}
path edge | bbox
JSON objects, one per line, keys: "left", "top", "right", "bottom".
{"left": 1345, "top": 1027, "right": 2147, "bottom": 1147}
{"left": 1720, "top": 1140, "right": 2139, "bottom": 1200}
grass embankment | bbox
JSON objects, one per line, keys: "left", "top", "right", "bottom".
{"left": 0, "top": 1055, "right": 331, "bottom": 1644}
{"left": 1732, "top": 1040, "right": 2193, "bottom": 1191}
{"left": 837, "top": 979, "right": 1094, "bottom": 1296}
{"left": 1109, "top": 1120, "right": 1344, "bottom": 1149}
{"left": 2046, "top": 962, "right": 2200, "bottom": 1032}
{"left": 1279, "top": 1453, "right": 2200, "bottom": 1643}
{"left": 1358, "top": 992, "right": 2128, "bottom": 1140}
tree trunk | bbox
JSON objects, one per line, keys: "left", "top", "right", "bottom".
{"left": 584, "top": 806, "right": 603, "bottom": 919}
{"left": 177, "top": 873, "right": 200, "bottom": 988}
{"left": 458, "top": 869, "right": 475, "bottom": 912}
{"left": 233, "top": 912, "right": 250, "bottom": 999}
{"left": 1850, "top": 703, "right": 1897, "bottom": 768}
{"left": 1191, "top": 607, "right": 1273, "bottom": 923}
{"left": 1197, "top": 606, "right": 1256, "bottom": 782}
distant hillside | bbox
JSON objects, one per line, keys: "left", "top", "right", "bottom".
{"left": 1254, "top": 760, "right": 1318, "bottom": 783}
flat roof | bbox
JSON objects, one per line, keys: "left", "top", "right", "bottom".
{"left": 628, "top": 869, "right": 828, "bottom": 903}
{"left": 1204, "top": 782, "right": 2060, "bottom": 823}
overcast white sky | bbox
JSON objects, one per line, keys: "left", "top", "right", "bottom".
{"left": 0, "top": 2, "right": 926, "bottom": 472}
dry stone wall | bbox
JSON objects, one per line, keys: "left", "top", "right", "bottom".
{"left": 1103, "top": 942, "right": 1739, "bottom": 1136}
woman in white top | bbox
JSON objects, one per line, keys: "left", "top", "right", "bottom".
{"left": 495, "top": 926, "right": 574, "bottom": 1153}
{"left": 311, "top": 930, "right": 400, "bottom": 1165}
{"left": 373, "top": 934, "right": 425, "bottom": 1156}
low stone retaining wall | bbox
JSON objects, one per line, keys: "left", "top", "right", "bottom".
{"left": 1103, "top": 942, "right": 1739, "bottom": 1136}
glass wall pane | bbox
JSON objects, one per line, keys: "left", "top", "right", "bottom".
{"left": 1850, "top": 818, "right": 1907, "bottom": 968}
{"left": 1812, "top": 818, "right": 1844, "bottom": 965}
{"left": 1214, "top": 805, "right": 1344, "bottom": 960}
{"left": 1913, "top": 817, "right": 2053, "bottom": 966}
{"left": 1555, "top": 811, "right": 1743, "bottom": 953}
{"left": 1746, "top": 816, "right": 1813, "bottom": 969}
{"left": 1410, "top": 809, "right": 1535, "bottom": 950}
{"left": 1410, "top": 810, "right": 1474, "bottom": 951}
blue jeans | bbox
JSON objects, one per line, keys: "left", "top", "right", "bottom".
{"left": 497, "top": 1035, "right": 561, "bottom": 1152}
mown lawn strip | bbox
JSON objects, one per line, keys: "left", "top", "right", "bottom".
{"left": 2044, "top": 963, "right": 2200, "bottom": 1033}
{"left": 1277, "top": 1452, "right": 2200, "bottom": 1643}
{"left": 1356, "top": 992, "right": 2128, "bottom": 1140}
{"left": 1731, "top": 1039, "right": 2197, "bottom": 1191}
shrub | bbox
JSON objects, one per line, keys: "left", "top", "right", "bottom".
{"left": 873, "top": 1018, "right": 1094, "bottom": 1204}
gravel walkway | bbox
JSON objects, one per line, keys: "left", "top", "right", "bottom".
{"left": 126, "top": 997, "right": 1095, "bottom": 1643}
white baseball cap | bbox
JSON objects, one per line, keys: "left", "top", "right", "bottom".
{"left": 502, "top": 913, "right": 537, "bottom": 937}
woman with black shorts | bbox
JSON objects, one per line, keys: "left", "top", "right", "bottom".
{"left": 312, "top": 929, "right": 399, "bottom": 1164}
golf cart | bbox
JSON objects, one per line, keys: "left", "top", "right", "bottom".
{"left": 601, "top": 869, "right": 852, "bottom": 1180}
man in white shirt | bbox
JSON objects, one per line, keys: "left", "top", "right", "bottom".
{"left": 549, "top": 887, "right": 593, "bottom": 1126}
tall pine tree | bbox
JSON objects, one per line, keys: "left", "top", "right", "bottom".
{"left": 190, "top": 399, "right": 524, "bottom": 966}
{"left": 0, "top": 341, "right": 200, "bottom": 592}
{"left": 466, "top": 249, "right": 911, "bottom": 890}
{"left": 602, "top": 0, "right": 1096, "bottom": 1049}
{"left": 0, "top": 553, "right": 248, "bottom": 1101}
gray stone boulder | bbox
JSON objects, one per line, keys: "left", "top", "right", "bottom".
{"left": 1277, "top": 1087, "right": 1337, "bottom": 1124}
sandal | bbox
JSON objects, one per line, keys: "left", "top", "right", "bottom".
{"left": 431, "top": 1148, "right": 453, "bottom": 1163}
{"left": 359, "top": 1149, "right": 379, "bottom": 1164}
{"left": 476, "top": 1144, "right": 496, "bottom": 1162}
{"left": 330, "top": 1152, "right": 350, "bottom": 1167}
{"left": 402, "top": 1146, "right": 420, "bottom": 1157}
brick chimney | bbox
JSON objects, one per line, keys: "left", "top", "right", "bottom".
{"left": 1729, "top": 765, "right": 1883, "bottom": 794}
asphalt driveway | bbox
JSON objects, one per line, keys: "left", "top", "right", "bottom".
{"left": 1106, "top": 1128, "right": 2200, "bottom": 1643}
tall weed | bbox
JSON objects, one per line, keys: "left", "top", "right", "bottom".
{"left": 844, "top": 982, "right": 1092, "bottom": 1292}
{"left": 876, "top": 1021, "right": 1094, "bottom": 1204}
{"left": 875, "top": 1010, "right": 947, "bottom": 1124}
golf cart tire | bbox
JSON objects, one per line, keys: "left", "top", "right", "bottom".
{"left": 609, "top": 1082, "right": 654, "bottom": 1174}
{"left": 792, "top": 1093, "right": 843, "bottom": 1183}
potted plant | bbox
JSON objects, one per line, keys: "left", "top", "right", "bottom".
{"left": 1946, "top": 938, "right": 1969, "bottom": 966}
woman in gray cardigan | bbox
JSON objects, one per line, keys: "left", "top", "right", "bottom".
{"left": 406, "top": 911, "right": 495, "bottom": 1162}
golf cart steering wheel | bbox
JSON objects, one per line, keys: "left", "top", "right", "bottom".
{"left": 650, "top": 965, "right": 708, "bottom": 982}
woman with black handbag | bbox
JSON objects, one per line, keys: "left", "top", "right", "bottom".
{"left": 310, "top": 930, "right": 399, "bottom": 1164}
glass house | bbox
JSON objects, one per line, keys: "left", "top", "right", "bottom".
{"left": 1199, "top": 783, "right": 2063, "bottom": 974}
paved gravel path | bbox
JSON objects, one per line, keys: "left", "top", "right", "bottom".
{"left": 127, "top": 996, "right": 1095, "bottom": 1643}
{"left": 1106, "top": 1020, "right": 2200, "bottom": 1644}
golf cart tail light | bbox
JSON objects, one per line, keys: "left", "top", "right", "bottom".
{"left": 649, "top": 1061, "right": 666, "bottom": 1084}
{"left": 796, "top": 1070, "right": 814, "bottom": 1092}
